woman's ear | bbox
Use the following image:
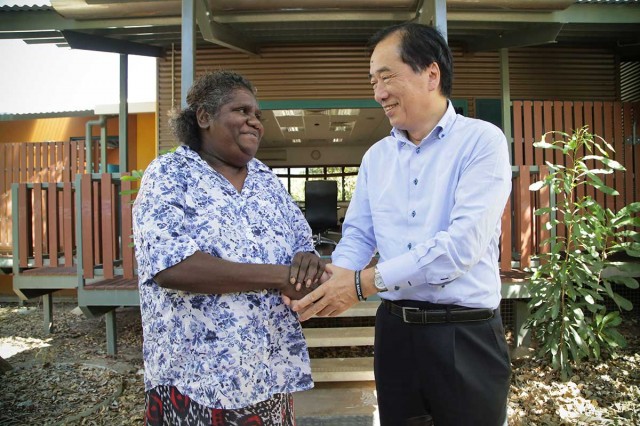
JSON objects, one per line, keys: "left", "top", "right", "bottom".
{"left": 196, "top": 107, "right": 210, "bottom": 129}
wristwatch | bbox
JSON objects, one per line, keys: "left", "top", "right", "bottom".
{"left": 373, "top": 266, "right": 388, "bottom": 292}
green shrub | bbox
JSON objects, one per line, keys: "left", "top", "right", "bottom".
{"left": 526, "top": 126, "right": 640, "bottom": 380}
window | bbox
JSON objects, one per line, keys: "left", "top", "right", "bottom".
{"left": 274, "top": 166, "right": 359, "bottom": 202}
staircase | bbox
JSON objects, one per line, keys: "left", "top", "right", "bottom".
{"left": 304, "top": 300, "right": 380, "bottom": 382}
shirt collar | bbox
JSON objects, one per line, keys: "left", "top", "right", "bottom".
{"left": 390, "top": 100, "right": 457, "bottom": 147}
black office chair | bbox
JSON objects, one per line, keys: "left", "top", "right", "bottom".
{"left": 304, "top": 180, "right": 339, "bottom": 248}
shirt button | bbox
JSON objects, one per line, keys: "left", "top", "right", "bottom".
{"left": 411, "top": 210, "right": 416, "bottom": 217}
{"left": 407, "top": 243, "right": 412, "bottom": 249}
{"left": 416, "top": 147, "right": 421, "bottom": 153}
{"left": 413, "top": 178, "right": 418, "bottom": 185}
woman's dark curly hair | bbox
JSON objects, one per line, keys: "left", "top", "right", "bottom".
{"left": 169, "top": 70, "right": 257, "bottom": 151}
{"left": 367, "top": 23, "right": 453, "bottom": 98}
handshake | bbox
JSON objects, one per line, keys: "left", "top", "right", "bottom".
{"left": 283, "top": 252, "right": 365, "bottom": 321}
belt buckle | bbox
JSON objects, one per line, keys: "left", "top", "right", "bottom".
{"left": 401, "top": 306, "right": 420, "bottom": 323}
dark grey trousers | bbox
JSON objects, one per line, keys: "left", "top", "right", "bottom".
{"left": 374, "top": 301, "right": 511, "bottom": 426}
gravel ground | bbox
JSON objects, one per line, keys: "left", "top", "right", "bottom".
{"left": 0, "top": 301, "right": 638, "bottom": 425}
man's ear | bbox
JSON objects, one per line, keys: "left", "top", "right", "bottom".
{"left": 426, "top": 62, "right": 441, "bottom": 93}
{"left": 196, "top": 107, "right": 210, "bottom": 129}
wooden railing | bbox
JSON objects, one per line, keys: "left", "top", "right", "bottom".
{"left": 513, "top": 101, "right": 640, "bottom": 211}
{"left": 7, "top": 100, "right": 639, "bottom": 282}
{"left": 11, "top": 174, "right": 135, "bottom": 280}
{"left": 77, "top": 173, "right": 136, "bottom": 283}
{"left": 12, "top": 181, "right": 77, "bottom": 272}
{"left": 13, "top": 167, "right": 549, "bottom": 282}
{"left": 500, "top": 166, "right": 549, "bottom": 272}
{"left": 1, "top": 140, "right": 102, "bottom": 254}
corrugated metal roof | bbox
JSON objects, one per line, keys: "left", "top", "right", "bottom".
{"left": 0, "top": 109, "right": 94, "bottom": 121}
{"left": 0, "top": 1, "right": 51, "bottom": 11}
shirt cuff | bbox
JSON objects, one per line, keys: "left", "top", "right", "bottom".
{"left": 376, "top": 252, "right": 425, "bottom": 292}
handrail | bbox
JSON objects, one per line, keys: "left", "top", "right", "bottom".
{"left": 12, "top": 168, "right": 550, "bottom": 281}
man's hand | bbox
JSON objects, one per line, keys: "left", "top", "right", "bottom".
{"left": 282, "top": 269, "right": 331, "bottom": 306}
{"left": 290, "top": 264, "right": 359, "bottom": 321}
{"left": 289, "top": 252, "right": 326, "bottom": 291}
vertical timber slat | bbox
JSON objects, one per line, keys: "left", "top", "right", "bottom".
{"left": 533, "top": 101, "right": 543, "bottom": 166}
{"left": 48, "top": 183, "right": 59, "bottom": 267}
{"left": 33, "top": 184, "right": 43, "bottom": 267}
{"left": 513, "top": 101, "right": 523, "bottom": 166}
{"left": 63, "top": 182, "right": 74, "bottom": 267}
{"left": 121, "top": 177, "right": 135, "bottom": 279}
{"left": 81, "top": 174, "right": 94, "bottom": 279}
{"left": 101, "top": 173, "right": 115, "bottom": 279}
{"left": 18, "top": 184, "right": 29, "bottom": 268}
{"left": 612, "top": 102, "right": 625, "bottom": 212}
{"left": 519, "top": 166, "right": 532, "bottom": 269}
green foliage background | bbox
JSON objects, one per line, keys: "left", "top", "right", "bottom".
{"left": 526, "top": 126, "right": 640, "bottom": 380}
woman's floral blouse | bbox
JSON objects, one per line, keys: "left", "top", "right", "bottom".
{"left": 133, "top": 145, "right": 314, "bottom": 409}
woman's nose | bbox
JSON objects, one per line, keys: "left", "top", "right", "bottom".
{"left": 247, "top": 114, "right": 261, "bottom": 126}
{"left": 248, "top": 115, "right": 264, "bottom": 132}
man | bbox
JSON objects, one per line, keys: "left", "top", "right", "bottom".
{"left": 291, "top": 23, "right": 512, "bottom": 425}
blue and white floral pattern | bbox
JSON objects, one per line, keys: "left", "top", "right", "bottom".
{"left": 133, "top": 145, "right": 314, "bottom": 409}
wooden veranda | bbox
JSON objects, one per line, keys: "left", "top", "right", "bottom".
{"left": 4, "top": 100, "right": 640, "bottom": 355}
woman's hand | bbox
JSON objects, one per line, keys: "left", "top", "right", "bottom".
{"left": 290, "top": 264, "right": 358, "bottom": 320}
{"left": 289, "top": 252, "right": 326, "bottom": 291}
{"left": 282, "top": 262, "right": 331, "bottom": 306}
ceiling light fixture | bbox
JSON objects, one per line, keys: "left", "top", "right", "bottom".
{"left": 273, "top": 110, "right": 303, "bottom": 117}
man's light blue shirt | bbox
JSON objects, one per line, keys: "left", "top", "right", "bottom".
{"left": 332, "top": 102, "right": 512, "bottom": 309}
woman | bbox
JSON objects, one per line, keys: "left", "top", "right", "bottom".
{"left": 133, "top": 70, "right": 324, "bottom": 425}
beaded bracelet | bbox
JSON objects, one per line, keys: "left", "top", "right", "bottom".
{"left": 354, "top": 270, "right": 366, "bottom": 301}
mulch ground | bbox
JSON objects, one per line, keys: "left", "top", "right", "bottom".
{"left": 0, "top": 301, "right": 638, "bottom": 425}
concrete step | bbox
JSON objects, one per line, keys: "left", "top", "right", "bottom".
{"left": 303, "top": 326, "right": 375, "bottom": 347}
{"left": 336, "top": 301, "right": 380, "bottom": 317}
{"left": 310, "top": 356, "right": 374, "bottom": 382}
{"left": 294, "top": 380, "right": 378, "bottom": 425}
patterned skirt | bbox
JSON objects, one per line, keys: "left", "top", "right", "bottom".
{"left": 145, "top": 385, "right": 296, "bottom": 426}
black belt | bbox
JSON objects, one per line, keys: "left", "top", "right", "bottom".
{"left": 383, "top": 300, "right": 495, "bottom": 324}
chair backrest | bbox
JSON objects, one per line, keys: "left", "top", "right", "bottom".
{"left": 305, "top": 180, "right": 338, "bottom": 234}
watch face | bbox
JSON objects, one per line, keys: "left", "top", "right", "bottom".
{"left": 374, "top": 268, "right": 386, "bottom": 291}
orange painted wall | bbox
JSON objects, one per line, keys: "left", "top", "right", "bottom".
{"left": 0, "top": 112, "right": 156, "bottom": 171}
{"left": 136, "top": 112, "right": 157, "bottom": 170}
{"left": 0, "top": 116, "right": 97, "bottom": 143}
{"left": 0, "top": 112, "right": 156, "bottom": 296}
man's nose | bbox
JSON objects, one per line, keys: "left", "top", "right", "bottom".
{"left": 374, "top": 85, "right": 388, "bottom": 104}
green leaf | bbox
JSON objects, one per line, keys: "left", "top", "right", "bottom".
{"left": 612, "top": 293, "right": 633, "bottom": 311}
{"left": 607, "top": 262, "right": 640, "bottom": 275}
{"left": 529, "top": 180, "right": 546, "bottom": 191}
{"left": 612, "top": 216, "right": 640, "bottom": 228}
{"left": 534, "top": 207, "right": 553, "bottom": 216}
{"left": 606, "top": 275, "right": 639, "bottom": 289}
{"left": 533, "top": 141, "right": 559, "bottom": 149}
{"left": 584, "top": 156, "right": 625, "bottom": 171}
{"left": 602, "top": 311, "right": 623, "bottom": 327}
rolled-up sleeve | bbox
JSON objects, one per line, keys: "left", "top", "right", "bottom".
{"left": 133, "top": 160, "right": 200, "bottom": 285}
